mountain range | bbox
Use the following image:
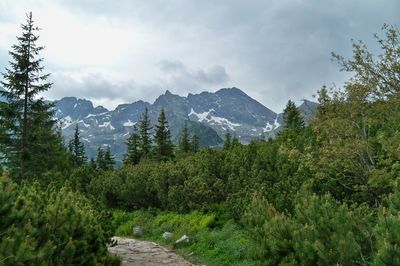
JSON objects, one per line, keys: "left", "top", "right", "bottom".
{"left": 54, "top": 87, "right": 318, "bottom": 162}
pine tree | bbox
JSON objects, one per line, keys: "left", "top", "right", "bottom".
{"left": 283, "top": 100, "right": 304, "bottom": 130}
{"left": 96, "top": 146, "right": 106, "bottom": 171}
{"left": 178, "top": 122, "right": 190, "bottom": 153}
{"left": 138, "top": 107, "right": 152, "bottom": 158}
{"left": 190, "top": 133, "right": 200, "bottom": 153}
{"left": 223, "top": 132, "right": 232, "bottom": 150}
{"left": 154, "top": 108, "right": 174, "bottom": 161}
{"left": 124, "top": 125, "right": 141, "bottom": 165}
{"left": 232, "top": 134, "right": 240, "bottom": 147}
{"left": 0, "top": 12, "right": 65, "bottom": 178}
{"left": 68, "top": 124, "right": 87, "bottom": 166}
{"left": 103, "top": 145, "right": 115, "bottom": 170}
{"left": 89, "top": 158, "right": 97, "bottom": 170}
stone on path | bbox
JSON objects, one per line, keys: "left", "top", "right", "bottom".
{"left": 108, "top": 236, "right": 195, "bottom": 266}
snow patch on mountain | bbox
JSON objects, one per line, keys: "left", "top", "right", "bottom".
{"left": 123, "top": 120, "right": 136, "bottom": 127}
{"left": 274, "top": 114, "right": 281, "bottom": 128}
{"left": 99, "top": 121, "right": 115, "bottom": 130}
{"left": 263, "top": 122, "right": 273, "bottom": 132}
{"left": 86, "top": 112, "right": 108, "bottom": 118}
{"left": 61, "top": 116, "right": 74, "bottom": 129}
{"left": 262, "top": 114, "right": 281, "bottom": 132}
{"left": 78, "top": 120, "right": 90, "bottom": 128}
{"left": 189, "top": 108, "right": 241, "bottom": 131}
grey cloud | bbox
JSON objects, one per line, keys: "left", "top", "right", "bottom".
{"left": 158, "top": 60, "right": 230, "bottom": 93}
{"left": 197, "top": 65, "right": 229, "bottom": 84}
{"left": 48, "top": 73, "right": 122, "bottom": 99}
{"left": 158, "top": 60, "right": 185, "bottom": 73}
{"left": 44, "top": 72, "right": 162, "bottom": 109}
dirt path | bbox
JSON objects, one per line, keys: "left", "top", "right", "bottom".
{"left": 108, "top": 236, "right": 196, "bottom": 266}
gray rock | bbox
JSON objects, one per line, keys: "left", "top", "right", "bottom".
{"left": 175, "top": 235, "right": 189, "bottom": 245}
{"left": 162, "top": 232, "right": 174, "bottom": 241}
{"left": 133, "top": 226, "right": 143, "bottom": 237}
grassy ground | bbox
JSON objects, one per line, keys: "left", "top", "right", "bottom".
{"left": 111, "top": 209, "right": 258, "bottom": 266}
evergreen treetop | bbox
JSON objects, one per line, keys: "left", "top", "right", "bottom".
{"left": 283, "top": 100, "right": 305, "bottom": 130}
{"left": 103, "top": 145, "right": 115, "bottom": 170}
{"left": 96, "top": 146, "right": 106, "bottom": 171}
{"left": 154, "top": 108, "right": 174, "bottom": 161}
{"left": 178, "top": 122, "right": 191, "bottom": 153}
{"left": 68, "top": 124, "right": 87, "bottom": 166}
{"left": 223, "top": 132, "right": 232, "bottom": 150}
{"left": 190, "top": 133, "right": 200, "bottom": 153}
{"left": 138, "top": 107, "right": 152, "bottom": 157}
{"left": 124, "top": 125, "right": 141, "bottom": 166}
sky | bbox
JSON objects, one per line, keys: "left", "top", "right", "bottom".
{"left": 0, "top": 0, "right": 399, "bottom": 112}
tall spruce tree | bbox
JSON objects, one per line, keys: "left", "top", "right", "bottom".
{"left": 190, "top": 133, "right": 200, "bottom": 153}
{"left": 103, "top": 145, "right": 115, "bottom": 170}
{"left": 283, "top": 100, "right": 304, "bottom": 130}
{"left": 231, "top": 134, "right": 240, "bottom": 147}
{"left": 124, "top": 125, "right": 141, "bottom": 166}
{"left": 138, "top": 107, "right": 152, "bottom": 158}
{"left": 154, "top": 108, "right": 174, "bottom": 161}
{"left": 68, "top": 124, "right": 87, "bottom": 166}
{"left": 223, "top": 132, "right": 232, "bottom": 150}
{"left": 0, "top": 12, "right": 65, "bottom": 178}
{"left": 89, "top": 157, "right": 97, "bottom": 170}
{"left": 178, "top": 122, "right": 190, "bottom": 153}
{"left": 96, "top": 146, "right": 106, "bottom": 171}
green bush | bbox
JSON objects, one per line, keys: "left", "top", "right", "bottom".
{"left": 0, "top": 179, "right": 116, "bottom": 265}
{"left": 244, "top": 193, "right": 374, "bottom": 265}
{"left": 373, "top": 189, "right": 400, "bottom": 265}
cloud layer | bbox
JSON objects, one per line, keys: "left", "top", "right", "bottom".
{"left": 0, "top": 0, "right": 399, "bottom": 111}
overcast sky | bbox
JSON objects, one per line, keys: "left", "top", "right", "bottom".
{"left": 0, "top": 0, "right": 399, "bottom": 112}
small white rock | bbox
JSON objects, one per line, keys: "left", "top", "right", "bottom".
{"left": 175, "top": 235, "right": 189, "bottom": 244}
{"left": 162, "top": 232, "right": 174, "bottom": 240}
{"left": 133, "top": 226, "right": 143, "bottom": 236}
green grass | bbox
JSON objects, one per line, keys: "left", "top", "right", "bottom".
{"left": 112, "top": 209, "right": 258, "bottom": 266}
